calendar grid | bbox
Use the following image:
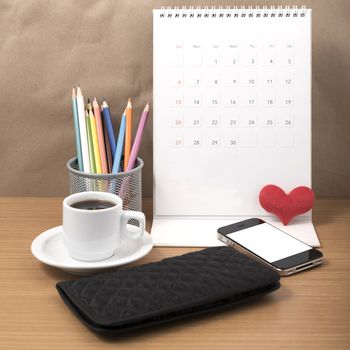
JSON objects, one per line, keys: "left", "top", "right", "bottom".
{"left": 153, "top": 8, "right": 311, "bottom": 218}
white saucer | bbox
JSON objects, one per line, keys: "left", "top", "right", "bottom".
{"left": 31, "top": 225, "right": 153, "bottom": 275}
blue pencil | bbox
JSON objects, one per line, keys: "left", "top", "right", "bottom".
{"left": 72, "top": 88, "right": 83, "bottom": 171}
{"left": 102, "top": 100, "right": 116, "bottom": 159}
{"left": 112, "top": 110, "right": 126, "bottom": 173}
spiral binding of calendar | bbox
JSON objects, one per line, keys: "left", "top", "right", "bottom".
{"left": 158, "top": 5, "right": 308, "bottom": 18}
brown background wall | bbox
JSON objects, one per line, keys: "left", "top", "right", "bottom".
{"left": 0, "top": 0, "right": 349, "bottom": 198}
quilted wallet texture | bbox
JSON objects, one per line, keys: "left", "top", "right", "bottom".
{"left": 57, "top": 246, "right": 280, "bottom": 333}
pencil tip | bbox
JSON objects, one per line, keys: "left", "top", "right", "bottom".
{"left": 72, "top": 87, "right": 76, "bottom": 98}
{"left": 144, "top": 103, "right": 150, "bottom": 112}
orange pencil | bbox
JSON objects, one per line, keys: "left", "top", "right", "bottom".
{"left": 124, "top": 98, "right": 132, "bottom": 169}
{"left": 93, "top": 98, "right": 108, "bottom": 173}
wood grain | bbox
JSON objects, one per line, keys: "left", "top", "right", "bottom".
{"left": 0, "top": 197, "right": 349, "bottom": 349}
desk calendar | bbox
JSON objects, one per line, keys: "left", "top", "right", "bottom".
{"left": 152, "top": 7, "right": 320, "bottom": 247}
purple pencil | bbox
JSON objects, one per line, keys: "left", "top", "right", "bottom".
{"left": 125, "top": 103, "right": 150, "bottom": 171}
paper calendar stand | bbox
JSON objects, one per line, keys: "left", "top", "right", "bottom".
{"left": 151, "top": 216, "right": 320, "bottom": 248}
{"left": 152, "top": 7, "right": 320, "bottom": 248}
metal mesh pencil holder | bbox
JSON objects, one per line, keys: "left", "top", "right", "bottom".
{"left": 66, "top": 157, "right": 143, "bottom": 213}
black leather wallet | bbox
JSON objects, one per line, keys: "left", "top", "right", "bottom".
{"left": 57, "top": 246, "right": 280, "bottom": 333}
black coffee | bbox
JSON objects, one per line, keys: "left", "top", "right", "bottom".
{"left": 71, "top": 200, "right": 116, "bottom": 211}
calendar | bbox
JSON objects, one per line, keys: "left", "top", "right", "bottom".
{"left": 152, "top": 7, "right": 320, "bottom": 247}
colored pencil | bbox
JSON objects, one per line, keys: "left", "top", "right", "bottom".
{"left": 76, "top": 86, "right": 90, "bottom": 173}
{"left": 102, "top": 100, "right": 116, "bottom": 159}
{"left": 93, "top": 98, "right": 108, "bottom": 173}
{"left": 71, "top": 88, "right": 83, "bottom": 171}
{"left": 86, "top": 109, "right": 96, "bottom": 173}
{"left": 88, "top": 106, "right": 102, "bottom": 174}
{"left": 126, "top": 103, "right": 150, "bottom": 171}
{"left": 124, "top": 98, "right": 132, "bottom": 169}
{"left": 112, "top": 109, "right": 127, "bottom": 173}
{"left": 102, "top": 108, "right": 113, "bottom": 173}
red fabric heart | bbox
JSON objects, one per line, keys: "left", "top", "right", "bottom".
{"left": 259, "top": 185, "right": 314, "bottom": 225}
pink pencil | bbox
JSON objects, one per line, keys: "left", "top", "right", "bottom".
{"left": 93, "top": 98, "right": 108, "bottom": 173}
{"left": 125, "top": 103, "right": 150, "bottom": 171}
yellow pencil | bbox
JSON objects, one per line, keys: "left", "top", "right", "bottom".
{"left": 88, "top": 107, "right": 102, "bottom": 174}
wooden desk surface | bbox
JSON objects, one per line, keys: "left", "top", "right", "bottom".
{"left": 0, "top": 197, "right": 349, "bottom": 349}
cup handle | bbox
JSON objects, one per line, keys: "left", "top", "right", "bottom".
{"left": 121, "top": 211, "right": 145, "bottom": 240}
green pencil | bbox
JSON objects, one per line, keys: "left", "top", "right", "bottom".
{"left": 85, "top": 109, "right": 96, "bottom": 173}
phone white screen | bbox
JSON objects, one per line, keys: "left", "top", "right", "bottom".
{"left": 227, "top": 223, "right": 311, "bottom": 263}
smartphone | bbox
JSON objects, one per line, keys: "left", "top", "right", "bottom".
{"left": 217, "top": 218, "right": 323, "bottom": 276}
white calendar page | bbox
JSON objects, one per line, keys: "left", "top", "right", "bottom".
{"left": 153, "top": 8, "right": 319, "bottom": 247}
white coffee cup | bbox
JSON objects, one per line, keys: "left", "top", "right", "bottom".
{"left": 63, "top": 191, "right": 145, "bottom": 262}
